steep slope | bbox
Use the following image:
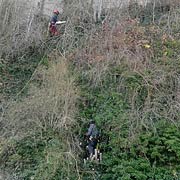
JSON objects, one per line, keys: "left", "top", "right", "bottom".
{"left": 0, "top": 1, "right": 180, "bottom": 180}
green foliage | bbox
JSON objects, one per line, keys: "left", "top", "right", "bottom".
{"left": 78, "top": 61, "right": 180, "bottom": 179}
{"left": 40, "top": 56, "right": 49, "bottom": 68}
{"left": 1, "top": 5, "right": 180, "bottom": 180}
{"left": 99, "top": 123, "right": 180, "bottom": 180}
{"left": 1, "top": 48, "right": 44, "bottom": 96}
{"left": 1, "top": 130, "right": 80, "bottom": 180}
{"left": 154, "top": 39, "right": 180, "bottom": 60}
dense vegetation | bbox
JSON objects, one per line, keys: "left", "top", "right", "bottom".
{"left": 1, "top": 1, "right": 180, "bottom": 179}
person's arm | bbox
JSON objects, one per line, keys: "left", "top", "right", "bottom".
{"left": 86, "top": 124, "right": 94, "bottom": 136}
{"left": 56, "top": 21, "right": 66, "bottom": 25}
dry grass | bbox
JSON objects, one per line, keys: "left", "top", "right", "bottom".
{"left": 0, "top": 0, "right": 47, "bottom": 60}
{"left": 2, "top": 55, "right": 79, "bottom": 138}
{"left": 67, "top": 4, "right": 180, "bottom": 136}
{"left": 0, "top": 1, "right": 180, "bottom": 178}
{"left": 1, "top": 0, "right": 178, "bottom": 139}
{"left": 0, "top": 54, "right": 81, "bottom": 179}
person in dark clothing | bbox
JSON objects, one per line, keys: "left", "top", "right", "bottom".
{"left": 86, "top": 121, "right": 99, "bottom": 159}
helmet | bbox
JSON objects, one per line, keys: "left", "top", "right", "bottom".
{"left": 89, "top": 120, "right": 95, "bottom": 125}
{"left": 53, "top": 9, "right": 59, "bottom": 15}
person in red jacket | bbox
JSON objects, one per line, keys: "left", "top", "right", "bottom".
{"left": 49, "top": 10, "right": 66, "bottom": 36}
{"left": 49, "top": 10, "right": 60, "bottom": 36}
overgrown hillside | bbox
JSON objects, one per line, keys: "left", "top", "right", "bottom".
{"left": 1, "top": 0, "right": 180, "bottom": 179}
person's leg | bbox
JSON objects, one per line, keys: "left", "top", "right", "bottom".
{"left": 87, "top": 139, "right": 95, "bottom": 160}
{"left": 88, "top": 144, "right": 94, "bottom": 156}
{"left": 54, "top": 27, "right": 60, "bottom": 35}
{"left": 50, "top": 26, "right": 59, "bottom": 36}
{"left": 92, "top": 139, "right": 98, "bottom": 149}
{"left": 54, "top": 31, "right": 60, "bottom": 36}
{"left": 94, "top": 139, "right": 98, "bottom": 159}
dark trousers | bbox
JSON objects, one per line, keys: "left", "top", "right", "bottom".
{"left": 87, "top": 139, "right": 97, "bottom": 155}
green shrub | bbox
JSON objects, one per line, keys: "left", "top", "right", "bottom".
{"left": 1, "top": 130, "right": 81, "bottom": 180}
